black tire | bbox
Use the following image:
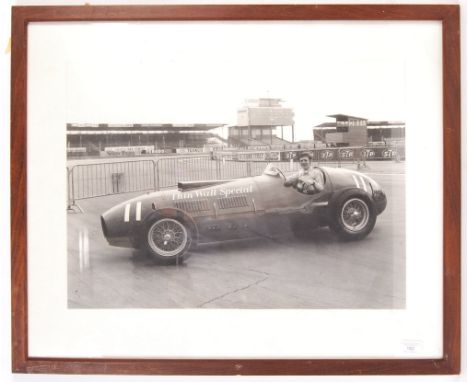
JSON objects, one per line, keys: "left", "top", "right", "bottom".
{"left": 329, "top": 194, "right": 376, "bottom": 240}
{"left": 143, "top": 217, "right": 192, "bottom": 265}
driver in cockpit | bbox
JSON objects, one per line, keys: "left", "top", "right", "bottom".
{"left": 284, "top": 152, "right": 324, "bottom": 195}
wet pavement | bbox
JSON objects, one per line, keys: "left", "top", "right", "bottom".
{"left": 68, "top": 163, "right": 405, "bottom": 309}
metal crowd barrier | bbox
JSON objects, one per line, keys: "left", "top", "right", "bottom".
{"left": 67, "top": 156, "right": 298, "bottom": 208}
{"left": 67, "top": 146, "right": 401, "bottom": 208}
{"left": 67, "top": 160, "right": 156, "bottom": 208}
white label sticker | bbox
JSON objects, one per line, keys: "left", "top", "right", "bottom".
{"left": 402, "top": 340, "right": 423, "bottom": 354}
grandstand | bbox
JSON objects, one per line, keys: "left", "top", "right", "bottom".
{"left": 313, "top": 115, "right": 405, "bottom": 147}
{"left": 66, "top": 123, "right": 227, "bottom": 158}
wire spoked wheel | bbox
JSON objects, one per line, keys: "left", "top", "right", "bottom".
{"left": 340, "top": 198, "right": 370, "bottom": 232}
{"left": 146, "top": 218, "right": 189, "bottom": 261}
{"left": 330, "top": 194, "right": 376, "bottom": 240}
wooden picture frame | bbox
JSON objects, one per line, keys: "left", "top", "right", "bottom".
{"left": 11, "top": 4, "right": 460, "bottom": 375}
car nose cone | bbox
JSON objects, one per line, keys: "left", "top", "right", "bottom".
{"left": 100, "top": 215, "right": 109, "bottom": 238}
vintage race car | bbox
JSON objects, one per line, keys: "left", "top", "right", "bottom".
{"left": 101, "top": 164, "right": 387, "bottom": 264}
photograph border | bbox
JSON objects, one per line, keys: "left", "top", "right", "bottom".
{"left": 10, "top": 4, "right": 460, "bottom": 375}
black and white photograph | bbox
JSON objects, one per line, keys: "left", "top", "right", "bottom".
{"left": 63, "top": 21, "right": 408, "bottom": 310}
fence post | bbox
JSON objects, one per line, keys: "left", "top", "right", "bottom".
{"left": 68, "top": 166, "right": 76, "bottom": 209}
{"left": 153, "top": 159, "right": 160, "bottom": 191}
{"left": 216, "top": 159, "right": 221, "bottom": 179}
{"left": 246, "top": 161, "right": 252, "bottom": 177}
{"left": 357, "top": 148, "right": 366, "bottom": 169}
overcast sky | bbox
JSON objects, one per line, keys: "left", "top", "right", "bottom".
{"left": 31, "top": 21, "right": 439, "bottom": 141}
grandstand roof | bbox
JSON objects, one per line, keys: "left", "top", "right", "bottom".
{"left": 67, "top": 123, "right": 225, "bottom": 132}
{"left": 315, "top": 122, "right": 336, "bottom": 128}
{"left": 327, "top": 114, "right": 367, "bottom": 120}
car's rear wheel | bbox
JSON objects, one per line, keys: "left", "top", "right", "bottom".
{"left": 330, "top": 196, "right": 376, "bottom": 240}
{"left": 144, "top": 217, "right": 191, "bottom": 264}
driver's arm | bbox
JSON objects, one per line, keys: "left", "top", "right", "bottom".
{"left": 303, "top": 170, "right": 325, "bottom": 194}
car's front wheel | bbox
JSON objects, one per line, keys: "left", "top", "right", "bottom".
{"left": 144, "top": 217, "right": 191, "bottom": 264}
{"left": 330, "top": 196, "right": 376, "bottom": 240}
